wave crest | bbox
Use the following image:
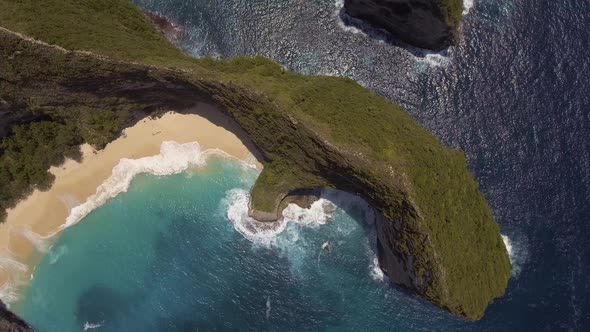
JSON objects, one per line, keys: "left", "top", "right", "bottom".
{"left": 502, "top": 234, "right": 527, "bottom": 277}
{"left": 62, "top": 141, "right": 254, "bottom": 230}
{"left": 224, "top": 189, "right": 388, "bottom": 282}
{"left": 224, "top": 189, "right": 337, "bottom": 247}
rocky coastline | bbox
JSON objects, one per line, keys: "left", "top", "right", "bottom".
{"left": 342, "top": 0, "right": 461, "bottom": 51}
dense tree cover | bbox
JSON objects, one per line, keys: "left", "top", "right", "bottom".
{"left": 0, "top": 121, "right": 82, "bottom": 220}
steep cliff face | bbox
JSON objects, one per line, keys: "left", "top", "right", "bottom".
{"left": 0, "top": 301, "right": 35, "bottom": 332}
{"left": 0, "top": 0, "right": 509, "bottom": 321}
{"left": 343, "top": 0, "right": 462, "bottom": 50}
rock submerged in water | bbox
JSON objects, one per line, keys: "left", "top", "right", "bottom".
{"left": 343, "top": 0, "right": 459, "bottom": 51}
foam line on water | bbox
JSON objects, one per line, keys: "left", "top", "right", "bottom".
{"left": 225, "top": 188, "right": 388, "bottom": 281}
{"left": 501, "top": 234, "right": 527, "bottom": 277}
{"left": 0, "top": 141, "right": 257, "bottom": 304}
{"left": 60, "top": 141, "right": 257, "bottom": 231}
{"left": 0, "top": 250, "right": 29, "bottom": 306}
{"left": 225, "top": 188, "right": 339, "bottom": 248}
{"left": 13, "top": 226, "right": 51, "bottom": 254}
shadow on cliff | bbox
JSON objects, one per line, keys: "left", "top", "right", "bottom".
{"left": 179, "top": 102, "right": 265, "bottom": 164}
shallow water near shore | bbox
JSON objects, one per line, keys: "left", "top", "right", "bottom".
{"left": 13, "top": 157, "right": 403, "bottom": 330}
{"left": 17, "top": 156, "right": 521, "bottom": 331}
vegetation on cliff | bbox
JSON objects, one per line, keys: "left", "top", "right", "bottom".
{"left": 0, "top": 0, "right": 510, "bottom": 320}
{"left": 437, "top": 0, "right": 464, "bottom": 31}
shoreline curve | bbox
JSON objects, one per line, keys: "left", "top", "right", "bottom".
{"left": 0, "top": 106, "right": 262, "bottom": 305}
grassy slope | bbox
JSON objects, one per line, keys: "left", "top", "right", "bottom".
{"left": 0, "top": 0, "right": 509, "bottom": 320}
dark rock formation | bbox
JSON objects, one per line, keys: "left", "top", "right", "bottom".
{"left": 0, "top": 301, "right": 35, "bottom": 332}
{"left": 343, "top": 0, "right": 458, "bottom": 51}
{"left": 144, "top": 11, "right": 184, "bottom": 41}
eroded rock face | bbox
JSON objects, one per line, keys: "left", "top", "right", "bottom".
{"left": 343, "top": 0, "right": 454, "bottom": 51}
{"left": 0, "top": 301, "right": 35, "bottom": 332}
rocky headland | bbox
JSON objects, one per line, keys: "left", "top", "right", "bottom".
{"left": 342, "top": 0, "right": 463, "bottom": 50}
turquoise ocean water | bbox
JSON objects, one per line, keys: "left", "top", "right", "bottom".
{"left": 16, "top": 155, "right": 516, "bottom": 331}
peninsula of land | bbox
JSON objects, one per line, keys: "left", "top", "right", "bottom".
{"left": 0, "top": 0, "right": 510, "bottom": 322}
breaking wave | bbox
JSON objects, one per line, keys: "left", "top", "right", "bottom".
{"left": 369, "top": 256, "right": 386, "bottom": 282}
{"left": 224, "top": 188, "right": 336, "bottom": 247}
{"left": 224, "top": 188, "right": 387, "bottom": 281}
{"left": 502, "top": 234, "right": 527, "bottom": 277}
{"left": 463, "top": 0, "right": 474, "bottom": 15}
{"left": 13, "top": 226, "right": 51, "bottom": 254}
{"left": 83, "top": 321, "right": 103, "bottom": 331}
{"left": 0, "top": 141, "right": 257, "bottom": 305}
{"left": 62, "top": 141, "right": 256, "bottom": 230}
{"left": 0, "top": 251, "right": 28, "bottom": 306}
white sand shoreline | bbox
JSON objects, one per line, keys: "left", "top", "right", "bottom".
{"left": 0, "top": 106, "right": 262, "bottom": 304}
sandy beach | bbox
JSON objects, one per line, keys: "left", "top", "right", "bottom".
{"left": 0, "top": 104, "right": 262, "bottom": 299}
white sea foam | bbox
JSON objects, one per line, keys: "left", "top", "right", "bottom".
{"left": 225, "top": 189, "right": 288, "bottom": 247}
{"left": 502, "top": 234, "right": 513, "bottom": 257}
{"left": 463, "top": 0, "right": 474, "bottom": 15}
{"left": 61, "top": 141, "right": 254, "bottom": 230}
{"left": 0, "top": 282, "right": 20, "bottom": 305}
{"left": 83, "top": 321, "right": 103, "bottom": 330}
{"left": 225, "top": 188, "right": 338, "bottom": 248}
{"left": 334, "top": 0, "right": 369, "bottom": 36}
{"left": 283, "top": 199, "right": 335, "bottom": 227}
{"left": 0, "top": 141, "right": 256, "bottom": 304}
{"left": 502, "top": 234, "right": 527, "bottom": 277}
{"left": 0, "top": 251, "right": 28, "bottom": 306}
{"left": 14, "top": 226, "right": 51, "bottom": 253}
{"left": 370, "top": 256, "right": 385, "bottom": 282}
{"left": 224, "top": 188, "right": 389, "bottom": 282}
{"left": 418, "top": 53, "right": 451, "bottom": 67}
{"left": 0, "top": 252, "right": 27, "bottom": 273}
{"left": 48, "top": 245, "right": 68, "bottom": 265}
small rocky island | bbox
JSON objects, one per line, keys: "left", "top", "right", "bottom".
{"left": 0, "top": 0, "right": 508, "bottom": 322}
{"left": 343, "top": 0, "right": 463, "bottom": 50}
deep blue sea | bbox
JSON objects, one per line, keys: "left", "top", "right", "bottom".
{"left": 16, "top": 0, "right": 590, "bottom": 330}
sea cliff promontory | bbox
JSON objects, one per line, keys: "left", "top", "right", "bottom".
{"left": 0, "top": 0, "right": 509, "bottom": 320}
{"left": 343, "top": 0, "right": 463, "bottom": 50}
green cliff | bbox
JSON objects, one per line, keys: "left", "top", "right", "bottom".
{"left": 0, "top": 0, "right": 510, "bottom": 320}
